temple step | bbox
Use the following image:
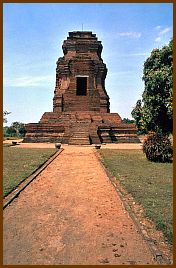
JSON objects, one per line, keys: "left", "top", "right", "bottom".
{"left": 69, "top": 131, "right": 90, "bottom": 145}
{"left": 69, "top": 121, "right": 90, "bottom": 145}
{"left": 98, "top": 128, "right": 140, "bottom": 144}
{"left": 111, "top": 134, "right": 141, "bottom": 143}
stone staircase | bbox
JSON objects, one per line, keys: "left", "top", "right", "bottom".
{"left": 69, "top": 121, "right": 90, "bottom": 145}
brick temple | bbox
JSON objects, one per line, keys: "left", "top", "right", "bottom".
{"left": 24, "top": 31, "right": 140, "bottom": 144}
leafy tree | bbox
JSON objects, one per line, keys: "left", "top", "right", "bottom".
{"left": 3, "top": 122, "right": 26, "bottom": 138}
{"left": 5, "top": 126, "right": 17, "bottom": 137}
{"left": 18, "top": 126, "right": 26, "bottom": 137}
{"left": 3, "top": 111, "right": 11, "bottom": 123}
{"left": 142, "top": 39, "right": 173, "bottom": 134}
{"left": 3, "top": 126, "right": 9, "bottom": 136}
{"left": 122, "top": 118, "right": 135, "bottom": 124}
{"left": 131, "top": 100, "right": 146, "bottom": 133}
{"left": 11, "top": 122, "right": 26, "bottom": 137}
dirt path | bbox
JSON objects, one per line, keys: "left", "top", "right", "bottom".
{"left": 3, "top": 139, "right": 143, "bottom": 149}
{"left": 3, "top": 146, "right": 157, "bottom": 265}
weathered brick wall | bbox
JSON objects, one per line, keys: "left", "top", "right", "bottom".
{"left": 53, "top": 31, "right": 110, "bottom": 113}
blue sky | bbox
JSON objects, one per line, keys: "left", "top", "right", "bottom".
{"left": 3, "top": 3, "right": 173, "bottom": 125}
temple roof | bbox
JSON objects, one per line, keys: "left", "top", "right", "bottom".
{"left": 67, "top": 31, "right": 98, "bottom": 40}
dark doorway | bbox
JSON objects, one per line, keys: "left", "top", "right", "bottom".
{"left": 76, "top": 77, "right": 87, "bottom": 96}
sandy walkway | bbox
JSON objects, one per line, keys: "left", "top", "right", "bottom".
{"left": 3, "top": 146, "right": 156, "bottom": 265}
{"left": 3, "top": 139, "right": 143, "bottom": 150}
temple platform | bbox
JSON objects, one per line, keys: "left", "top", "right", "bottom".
{"left": 24, "top": 111, "right": 140, "bottom": 144}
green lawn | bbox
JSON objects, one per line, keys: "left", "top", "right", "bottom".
{"left": 99, "top": 149, "right": 173, "bottom": 245}
{"left": 3, "top": 147, "right": 58, "bottom": 197}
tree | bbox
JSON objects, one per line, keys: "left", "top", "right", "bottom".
{"left": 18, "top": 126, "right": 26, "bottom": 137}
{"left": 3, "top": 111, "right": 11, "bottom": 123}
{"left": 122, "top": 118, "right": 135, "bottom": 124}
{"left": 11, "top": 122, "right": 26, "bottom": 137}
{"left": 131, "top": 100, "right": 146, "bottom": 133}
{"left": 142, "top": 39, "right": 173, "bottom": 134}
{"left": 4, "top": 122, "right": 26, "bottom": 138}
{"left": 5, "top": 126, "right": 17, "bottom": 137}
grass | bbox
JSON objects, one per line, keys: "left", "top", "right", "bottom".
{"left": 99, "top": 149, "right": 173, "bottom": 245}
{"left": 3, "top": 147, "right": 58, "bottom": 197}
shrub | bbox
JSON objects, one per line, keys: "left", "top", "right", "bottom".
{"left": 143, "top": 132, "right": 173, "bottom": 162}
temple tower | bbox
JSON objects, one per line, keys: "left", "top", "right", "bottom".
{"left": 53, "top": 31, "right": 110, "bottom": 113}
{"left": 24, "top": 31, "right": 140, "bottom": 144}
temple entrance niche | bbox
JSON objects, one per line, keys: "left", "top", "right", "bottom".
{"left": 76, "top": 76, "right": 88, "bottom": 96}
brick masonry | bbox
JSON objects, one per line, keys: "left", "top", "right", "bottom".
{"left": 24, "top": 31, "right": 140, "bottom": 144}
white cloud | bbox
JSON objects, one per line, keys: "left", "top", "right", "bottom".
{"left": 119, "top": 52, "right": 149, "bottom": 57}
{"left": 4, "top": 75, "right": 54, "bottom": 87}
{"left": 117, "top": 32, "right": 141, "bottom": 39}
{"left": 131, "top": 52, "right": 149, "bottom": 56}
{"left": 155, "top": 25, "right": 161, "bottom": 30}
{"left": 154, "top": 26, "right": 172, "bottom": 43}
{"left": 159, "top": 27, "right": 171, "bottom": 35}
{"left": 155, "top": 36, "right": 162, "bottom": 43}
{"left": 104, "top": 51, "right": 150, "bottom": 59}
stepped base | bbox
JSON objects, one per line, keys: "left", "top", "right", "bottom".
{"left": 24, "top": 111, "right": 140, "bottom": 144}
{"left": 69, "top": 139, "right": 90, "bottom": 145}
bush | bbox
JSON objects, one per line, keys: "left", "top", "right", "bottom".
{"left": 143, "top": 132, "right": 173, "bottom": 162}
